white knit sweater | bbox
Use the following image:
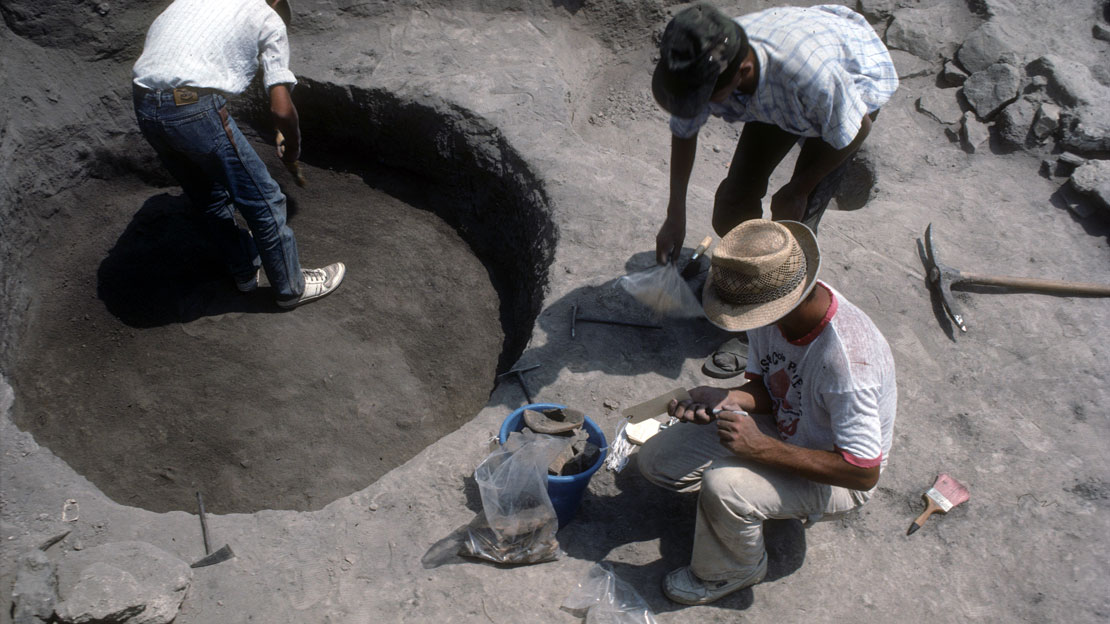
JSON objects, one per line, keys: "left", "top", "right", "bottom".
{"left": 133, "top": 0, "right": 296, "bottom": 94}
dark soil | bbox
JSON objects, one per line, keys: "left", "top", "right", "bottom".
{"left": 9, "top": 145, "right": 503, "bottom": 514}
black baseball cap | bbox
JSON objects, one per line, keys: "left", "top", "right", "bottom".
{"left": 652, "top": 3, "right": 746, "bottom": 118}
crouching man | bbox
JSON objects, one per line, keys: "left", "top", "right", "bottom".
{"left": 638, "top": 219, "right": 897, "bottom": 605}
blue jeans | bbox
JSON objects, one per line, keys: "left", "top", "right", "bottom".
{"left": 133, "top": 86, "right": 304, "bottom": 300}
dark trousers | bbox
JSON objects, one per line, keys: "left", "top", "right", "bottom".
{"left": 712, "top": 117, "right": 871, "bottom": 236}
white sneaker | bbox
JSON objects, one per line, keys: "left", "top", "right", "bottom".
{"left": 236, "top": 268, "right": 260, "bottom": 292}
{"left": 277, "top": 263, "right": 345, "bottom": 309}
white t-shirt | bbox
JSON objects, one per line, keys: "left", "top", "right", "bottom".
{"left": 133, "top": 0, "right": 296, "bottom": 94}
{"left": 745, "top": 282, "right": 897, "bottom": 471}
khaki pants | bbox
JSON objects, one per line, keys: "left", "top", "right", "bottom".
{"left": 637, "top": 421, "right": 870, "bottom": 581}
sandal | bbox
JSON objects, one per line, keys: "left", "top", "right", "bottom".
{"left": 702, "top": 336, "right": 749, "bottom": 379}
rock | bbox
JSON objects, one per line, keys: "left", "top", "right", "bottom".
{"left": 955, "top": 21, "right": 1019, "bottom": 74}
{"left": 1058, "top": 152, "right": 1088, "bottom": 168}
{"left": 997, "top": 97, "right": 1038, "bottom": 148}
{"left": 962, "top": 63, "right": 1021, "bottom": 119}
{"left": 1094, "top": 23, "right": 1110, "bottom": 43}
{"left": 916, "top": 89, "right": 964, "bottom": 126}
{"left": 1025, "top": 55, "right": 1110, "bottom": 108}
{"left": 960, "top": 112, "right": 991, "bottom": 153}
{"left": 12, "top": 550, "right": 57, "bottom": 624}
{"left": 885, "top": 5, "right": 972, "bottom": 61}
{"left": 857, "top": 0, "right": 902, "bottom": 22}
{"left": 1059, "top": 184, "right": 1097, "bottom": 218}
{"left": 941, "top": 60, "right": 968, "bottom": 87}
{"left": 1069, "top": 160, "right": 1110, "bottom": 213}
{"left": 1059, "top": 105, "right": 1110, "bottom": 153}
{"left": 889, "top": 49, "right": 933, "bottom": 79}
{"left": 1026, "top": 75, "right": 1048, "bottom": 93}
{"left": 54, "top": 542, "right": 192, "bottom": 624}
{"left": 1032, "top": 102, "right": 1061, "bottom": 140}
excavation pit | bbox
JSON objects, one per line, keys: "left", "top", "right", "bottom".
{"left": 4, "top": 84, "right": 556, "bottom": 515}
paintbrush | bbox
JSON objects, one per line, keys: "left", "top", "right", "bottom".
{"left": 907, "top": 473, "right": 969, "bottom": 535}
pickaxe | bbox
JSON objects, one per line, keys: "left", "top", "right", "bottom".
{"left": 920, "top": 223, "right": 1110, "bottom": 332}
{"left": 569, "top": 303, "right": 662, "bottom": 339}
{"left": 497, "top": 364, "right": 540, "bottom": 404}
{"left": 191, "top": 492, "right": 234, "bottom": 568}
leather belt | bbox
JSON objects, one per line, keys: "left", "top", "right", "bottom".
{"left": 170, "top": 86, "right": 223, "bottom": 106}
{"left": 135, "top": 85, "right": 224, "bottom": 106}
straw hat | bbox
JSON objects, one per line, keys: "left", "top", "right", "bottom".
{"left": 702, "top": 220, "right": 821, "bottom": 331}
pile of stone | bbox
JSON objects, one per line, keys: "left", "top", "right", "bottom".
{"left": 12, "top": 537, "right": 192, "bottom": 624}
{"left": 864, "top": 0, "right": 1110, "bottom": 217}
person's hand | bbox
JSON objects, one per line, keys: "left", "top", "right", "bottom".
{"left": 770, "top": 183, "right": 807, "bottom": 222}
{"left": 716, "top": 410, "right": 772, "bottom": 458}
{"left": 655, "top": 214, "right": 686, "bottom": 265}
{"left": 668, "top": 386, "right": 732, "bottom": 424}
{"left": 276, "top": 130, "right": 300, "bottom": 164}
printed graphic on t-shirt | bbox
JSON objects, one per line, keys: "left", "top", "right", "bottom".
{"left": 762, "top": 351, "right": 803, "bottom": 441}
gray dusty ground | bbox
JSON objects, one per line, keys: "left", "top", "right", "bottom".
{"left": 2, "top": 0, "right": 1109, "bottom": 622}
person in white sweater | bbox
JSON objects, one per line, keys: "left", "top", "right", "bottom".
{"left": 132, "top": 0, "right": 344, "bottom": 308}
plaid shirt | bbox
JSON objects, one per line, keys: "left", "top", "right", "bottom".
{"left": 670, "top": 5, "right": 898, "bottom": 149}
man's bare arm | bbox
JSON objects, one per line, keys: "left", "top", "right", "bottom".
{"left": 716, "top": 410, "right": 880, "bottom": 491}
{"left": 656, "top": 133, "right": 698, "bottom": 264}
{"left": 270, "top": 84, "right": 300, "bottom": 163}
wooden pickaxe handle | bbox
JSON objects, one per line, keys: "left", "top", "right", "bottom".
{"left": 956, "top": 272, "right": 1110, "bottom": 296}
{"left": 906, "top": 497, "right": 943, "bottom": 535}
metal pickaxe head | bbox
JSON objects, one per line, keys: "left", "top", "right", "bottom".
{"left": 191, "top": 544, "right": 234, "bottom": 568}
{"left": 921, "top": 223, "right": 968, "bottom": 332}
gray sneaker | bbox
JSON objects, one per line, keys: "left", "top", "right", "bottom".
{"left": 663, "top": 556, "right": 767, "bottom": 605}
{"left": 277, "top": 263, "right": 346, "bottom": 309}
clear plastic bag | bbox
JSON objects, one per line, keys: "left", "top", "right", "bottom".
{"left": 604, "top": 420, "right": 633, "bottom": 473}
{"left": 616, "top": 263, "right": 703, "bottom": 319}
{"left": 459, "top": 432, "right": 568, "bottom": 565}
{"left": 562, "top": 563, "right": 657, "bottom": 624}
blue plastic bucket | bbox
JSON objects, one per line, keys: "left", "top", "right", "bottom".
{"left": 499, "top": 403, "right": 608, "bottom": 528}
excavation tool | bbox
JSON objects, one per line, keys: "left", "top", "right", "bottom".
{"left": 275, "top": 130, "right": 307, "bottom": 187}
{"left": 680, "top": 235, "right": 713, "bottom": 279}
{"left": 497, "top": 364, "right": 541, "bottom": 404}
{"left": 191, "top": 492, "right": 234, "bottom": 568}
{"left": 907, "top": 474, "right": 969, "bottom": 535}
{"left": 569, "top": 303, "right": 663, "bottom": 339}
{"left": 623, "top": 388, "right": 691, "bottom": 423}
{"left": 920, "top": 223, "right": 1110, "bottom": 332}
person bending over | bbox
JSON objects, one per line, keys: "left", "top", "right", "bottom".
{"left": 132, "top": 0, "right": 345, "bottom": 308}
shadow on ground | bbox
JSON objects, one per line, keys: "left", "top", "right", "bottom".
{"left": 490, "top": 250, "right": 733, "bottom": 408}
{"left": 422, "top": 454, "right": 807, "bottom": 615}
{"left": 96, "top": 193, "right": 295, "bottom": 325}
